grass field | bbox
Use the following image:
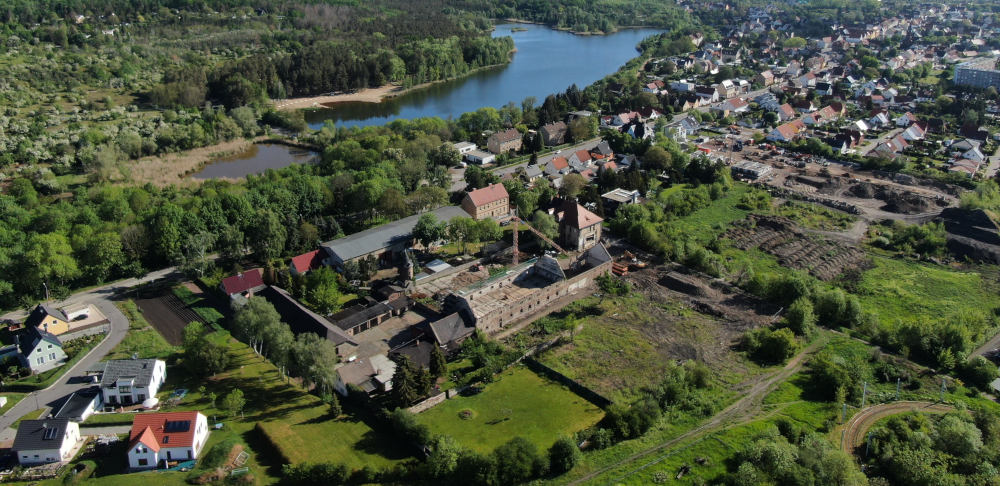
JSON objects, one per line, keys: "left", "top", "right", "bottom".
{"left": 417, "top": 366, "right": 604, "bottom": 454}
{"left": 853, "top": 256, "right": 999, "bottom": 331}
{"left": 536, "top": 295, "right": 759, "bottom": 403}
{"left": 769, "top": 200, "right": 857, "bottom": 230}
{"left": 671, "top": 183, "right": 752, "bottom": 243}
{"left": 109, "top": 300, "right": 179, "bottom": 360}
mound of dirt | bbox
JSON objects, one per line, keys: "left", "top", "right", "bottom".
{"left": 936, "top": 208, "right": 1000, "bottom": 263}
{"left": 660, "top": 272, "right": 721, "bottom": 299}
{"left": 726, "top": 215, "right": 869, "bottom": 280}
{"left": 847, "top": 182, "right": 877, "bottom": 198}
{"left": 879, "top": 189, "right": 931, "bottom": 214}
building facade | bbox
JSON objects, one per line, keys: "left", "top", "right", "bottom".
{"left": 955, "top": 58, "right": 1000, "bottom": 89}
{"left": 461, "top": 183, "right": 510, "bottom": 220}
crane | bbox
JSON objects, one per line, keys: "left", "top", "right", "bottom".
{"left": 509, "top": 207, "right": 567, "bottom": 265}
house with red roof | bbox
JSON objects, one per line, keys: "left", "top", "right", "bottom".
{"left": 461, "top": 183, "right": 510, "bottom": 221}
{"left": 289, "top": 250, "right": 325, "bottom": 276}
{"left": 766, "top": 120, "right": 805, "bottom": 142}
{"left": 220, "top": 268, "right": 265, "bottom": 298}
{"left": 128, "top": 411, "right": 209, "bottom": 470}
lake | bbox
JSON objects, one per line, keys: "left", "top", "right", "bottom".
{"left": 305, "top": 23, "right": 661, "bottom": 129}
{"left": 192, "top": 143, "right": 318, "bottom": 179}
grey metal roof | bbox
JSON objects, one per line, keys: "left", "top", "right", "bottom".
{"left": 13, "top": 419, "right": 72, "bottom": 451}
{"left": 321, "top": 206, "right": 468, "bottom": 263}
{"left": 330, "top": 300, "right": 393, "bottom": 331}
{"left": 23, "top": 304, "right": 66, "bottom": 330}
{"left": 100, "top": 359, "right": 160, "bottom": 388}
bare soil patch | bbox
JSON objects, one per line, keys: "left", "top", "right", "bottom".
{"left": 134, "top": 292, "right": 203, "bottom": 345}
{"left": 726, "top": 215, "right": 869, "bottom": 280}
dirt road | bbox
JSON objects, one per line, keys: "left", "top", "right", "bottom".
{"left": 840, "top": 401, "right": 954, "bottom": 454}
{"left": 568, "top": 340, "right": 822, "bottom": 485}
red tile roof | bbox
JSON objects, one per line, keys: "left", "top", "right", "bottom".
{"left": 574, "top": 150, "right": 592, "bottom": 163}
{"left": 551, "top": 157, "right": 569, "bottom": 170}
{"left": 129, "top": 411, "right": 202, "bottom": 450}
{"left": 465, "top": 183, "right": 509, "bottom": 208}
{"left": 221, "top": 268, "right": 264, "bottom": 296}
{"left": 290, "top": 250, "right": 324, "bottom": 274}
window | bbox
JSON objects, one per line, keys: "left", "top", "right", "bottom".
{"left": 47, "top": 344, "right": 52, "bottom": 349}
{"left": 36, "top": 357, "right": 44, "bottom": 364}
{"left": 138, "top": 458, "right": 148, "bottom": 466}
{"left": 49, "top": 353, "right": 56, "bottom": 360}
{"left": 119, "top": 386, "right": 131, "bottom": 394}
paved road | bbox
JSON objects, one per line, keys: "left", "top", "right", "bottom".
{"left": 841, "top": 401, "right": 954, "bottom": 454}
{"left": 0, "top": 266, "right": 184, "bottom": 440}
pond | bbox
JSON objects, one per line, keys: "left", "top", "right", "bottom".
{"left": 305, "top": 23, "right": 661, "bottom": 129}
{"left": 192, "top": 143, "right": 318, "bottom": 180}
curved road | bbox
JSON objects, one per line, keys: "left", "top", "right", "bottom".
{"left": 0, "top": 266, "right": 183, "bottom": 440}
{"left": 840, "top": 401, "right": 954, "bottom": 455}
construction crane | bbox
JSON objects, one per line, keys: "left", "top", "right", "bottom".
{"left": 510, "top": 207, "right": 566, "bottom": 265}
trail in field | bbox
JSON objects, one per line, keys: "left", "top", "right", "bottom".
{"left": 568, "top": 339, "right": 822, "bottom": 485}
{"left": 840, "top": 401, "right": 954, "bottom": 455}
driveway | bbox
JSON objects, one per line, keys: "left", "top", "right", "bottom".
{"left": 0, "top": 266, "right": 185, "bottom": 439}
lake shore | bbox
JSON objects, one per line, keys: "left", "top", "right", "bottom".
{"left": 274, "top": 54, "right": 516, "bottom": 112}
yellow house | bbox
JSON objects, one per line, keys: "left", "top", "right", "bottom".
{"left": 23, "top": 304, "right": 89, "bottom": 336}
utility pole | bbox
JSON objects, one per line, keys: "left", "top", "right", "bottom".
{"left": 896, "top": 377, "right": 901, "bottom": 401}
{"left": 865, "top": 431, "right": 872, "bottom": 458}
{"left": 940, "top": 378, "right": 947, "bottom": 402}
{"left": 842, "top": 402, "right": 847, "bottom": 422}
{"left": 861, "top": 381, "right": 868, "bottom": 409}
{"left": 43, "top": 282, "right": 50, "bottom": 301}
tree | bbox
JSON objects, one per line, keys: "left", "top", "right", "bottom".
{"left": 430, "top": 345, "right": 447, "bottom": 378}
{"left": 232, "top": 297, "right": 283, "bottom": 355}
{"left": 182, "top": 321, "right": 230, "bottom": 376}
{"left": 743, "top": 327, "right": 798, "bottom": 364}
{"left": 413, "top": 213, "right": 446, "bottom": 248}
{"left": 494, "top": 436, "right": 546, "bottom": 484}
{"left": 425, "top": 435, "right": 462, "bottom": 479}
{"left": 560, "top": 173, "right": 586, "bottom": 198}
{"left": 642, "top": 145, "right": 672, "bottom": 172}
{"left": 530, "top": 210, "right": 559, "bottom": 249}
{"left": 465, "top": 165, "right": 498, "bottom": 189}
{"left": 447, "top": 216, "right": 476, "bottom": 254}
{"left": 429, "top": 143, "right": 461, "bottom": 168}
{"left": 328, "top": 393, "right": 342, "bottom": 418}
{"left": 24, "top": 233, "right": 80, "bottom": 290}
{"left": 548, "top": 436, "right": 581, "bottom": 475}
{"left": 390, "top": 354, "right": 423, "bottom": 407}
{"left": 960, "top": 356, "right": 998, "bottom": 390}
{"left": 222, "top": 388, "right": 246, "bottom": 418}
{"left": 302, "top": 267, "right": 344, "bottom": 315}
{"left": 178, "top": 231, "right": 216, "bottom": 278}
{"left": 250, "top": 209, "right": 286, "bottom": 262}
{"left": 783, "top": 298, "right": 817, "bottom": 337}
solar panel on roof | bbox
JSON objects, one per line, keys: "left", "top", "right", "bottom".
{"left": 43, "top": 427, "right": 59, "bottom": 440}
{"left": 164, "top": 420, "right": 190, "bottom": 433}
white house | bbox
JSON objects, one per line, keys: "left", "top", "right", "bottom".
{"left": 13, "top": 419, "right": 81, "bottom": 465}
{"left": 100, "top": 359, "right": 167, "bottom": 408}
{"left": 452, "top": 141, "right": 477, "bottom": 155}
{"left": 128, "top": 411, "right": 209, "bottom": 470}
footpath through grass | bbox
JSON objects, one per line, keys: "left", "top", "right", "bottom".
{"left": 417, "top": 365, "right": 604, "bottom": 454}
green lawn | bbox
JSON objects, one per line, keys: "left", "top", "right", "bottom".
{"left": 671, "top": 183, "right": 752, "bottom": 243}
{"left": 109, "top": 301, "right": 178, "bottom": 360}
{"left": 0, "top": 393, "right": 24, "bottom": 415}
{"left": 854, "top": 256, "right": 998, "bottom": 331}
{"left": 416, "top": 366, "right": 604, "bottom": 454}
{"left": 768, "top": 200, "right": 857, "bottom": 231}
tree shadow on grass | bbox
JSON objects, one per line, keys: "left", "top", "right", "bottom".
{"left": 242, "top": 425, "right": 288, "bottom": 479}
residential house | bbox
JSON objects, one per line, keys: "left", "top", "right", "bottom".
{"left": 15, "top": 326, "right": 66, "bottom": 374}
{"left": 523, "top": 165, "right": 543, "bottom": 183}
{"left": 452, "top": 142, "right": 476, "bottom": 155}
{"left": 777, "top": 103, "right": 797, "bottom": 121}
{"left": 128, "top": 411, "right": 209, "bottom": 470}
{"left": 333, "top": 354, "right": 396, "bottom": 397}
{"left": 545, "top": 156, "right": 570, "bottom": 176}
{"left": 895, "top": 112, "right": 919, "bottom": 127}
{"left": 100, "top": 358, "right": 167, "bottom": 408}
{"left": 540, "top": 122, "right": 567, "bottom": 146}
{"left": 220, "top": 269, "right": 265, "bottom": 299}
{"left": 766, "top": 120, "right": 806, "bottom": 142}
{"left": 950, "top": 159, "right": 982, "bottom": 178}
{"left": 486, "top": 128, "right": 522, "bottom": 154}
{"left": 716, "top": 79, "right": 738, "bottom": 99}
{"left": 868, "top": 112, "right": 891, "bottom": 128}
{"left": 718, "top": 97, "right": 750, "bottom": 114}
{"left": 695, "top": 86, "right": 719, "bottom": 103}
{"left": 643, "top": 80, "right": 666, "bottom": 94}
{"left": 755, "top": 92, "right": 781, "bottom": 111}
{"left": 670, "top": 79, "right": 696, "bottom": 92}
{"left": 902, "top": 122, "right": 927, "bottom": 141}
{"left": 794, "top": 100, "right": 816, "bottom": 113}
{"left": 853, "top": 120, "right": 871, "bottom": 132}
{"left": 464, "top": 149, "right": 496, "bottom": 165}
{"left": 815, "top": 82, "right": 833, "bottom": 96}
{"left": 569, "top": 149, "right": 593, "bottom": 167}
{"left": 755, "top": 70, "right": 775, "bottom": 87}
{"left": 555, "top": 201, "right": 603, "bottom": 251}
{"left": 21, "top": 303, "right": 97, "bottom": 337}
{"left": 13, "top": 419, "right": 81, "bottom": 465}
{"left": 53, "top": 388, "right": 102, "bottom": 422}
{"left": 289, "top": 250, "right": 325, "bottom": 276}
{"left": 461, "top": 183, "right": 510, "bottom": 221}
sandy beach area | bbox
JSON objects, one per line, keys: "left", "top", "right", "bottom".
{"left": 273, "top": 85, "right": 403, "bottom": 110}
